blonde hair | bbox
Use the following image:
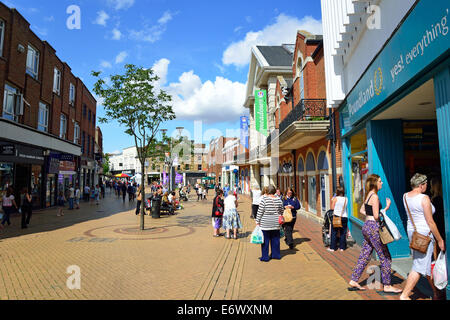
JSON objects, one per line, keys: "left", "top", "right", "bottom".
{"left": 262, "top": 187, "right": 269, "bottom": 195}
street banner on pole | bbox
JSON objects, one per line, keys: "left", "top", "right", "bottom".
{"left": 240, "top": 116, "right": 249, "bottom": 149}
{"left": 254, "top": 90, "right": 268, "bottom": 136}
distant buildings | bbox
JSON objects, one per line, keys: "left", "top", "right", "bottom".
{"left": 0, "top": 3, "right": 101, "bottom": 208}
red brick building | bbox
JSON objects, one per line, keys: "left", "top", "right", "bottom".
{"left": 0, "top": 4, "right": 98, "bottom": 208}
{"left": 267, "top": 30, "right": 343, "bottom": 218}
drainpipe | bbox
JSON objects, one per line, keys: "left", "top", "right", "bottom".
{"left": 330, "top": 110, "right": 337, "bottom": 194}
{"left": 292, "top": 149, "right": 297, "bottom": 192}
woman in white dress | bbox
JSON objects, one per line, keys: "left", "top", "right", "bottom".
{"left": 400, "top": 174, "right": 445, "bottom": 300}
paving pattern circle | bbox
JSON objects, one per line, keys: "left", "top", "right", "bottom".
{"left": 83, "top": 224, "right": 196, "bottom": 240}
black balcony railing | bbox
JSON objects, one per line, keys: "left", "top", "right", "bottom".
{"left": 267, "top": 99, "right": 328, "bottom": 146}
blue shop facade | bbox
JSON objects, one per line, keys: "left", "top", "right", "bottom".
{"left": 338, "top": 0, "right": 450, "bottom": 296}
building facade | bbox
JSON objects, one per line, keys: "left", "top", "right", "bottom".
{"left": 322, "top": 0, "right": 450, "bottom": 295}
{"left": 0, "top": 3, "right": 98, "bottom": 208}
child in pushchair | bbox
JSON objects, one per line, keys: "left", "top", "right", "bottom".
{"left": 322, "top": 209, "right": 334, "bottom": 247}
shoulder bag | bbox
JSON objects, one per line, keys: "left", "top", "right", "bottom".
{"left": 404, "top": 194, "right": 432, "bottom": 254}
{"left": 332, "top": 198, "right": 347, "bottom": 228}
{"left": 378, "top": 211, "right": 394, "bottom": 244}
{"left": 283, "top": 207, "right": 293, "bottom": 223}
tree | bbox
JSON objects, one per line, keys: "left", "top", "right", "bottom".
{"left": 92, "top": 64, "right": 176, "bottom": 230}
{"left": 102, "top": 153, "right": 110, "bottom": 175}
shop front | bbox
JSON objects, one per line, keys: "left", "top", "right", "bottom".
{"left": 339, "top": 0, "right": 449, "bottom": 278}
{"left": 0, "top": 142, "right": 45, "bottom": 209}
{"left": 46, "top": 153, "right": 78, "bottom": 207}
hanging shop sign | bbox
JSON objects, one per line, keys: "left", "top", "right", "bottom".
{"left": 240, "top": 116, "right": 249, "bottom": 149}
{"left": 255, "top": 90, "right": 269, "bottom": 137}
{"left": 346, "top": 0, "right": 450, "bottom": 127}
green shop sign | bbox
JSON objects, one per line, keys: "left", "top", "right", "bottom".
{"left": 255, "top": 90, "right": 268, "bottom": 136}
{"left": 347, "top": 0, "right": 449, "bottom": 126}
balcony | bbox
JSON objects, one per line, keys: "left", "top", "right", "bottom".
{"left": 266, "top": 99, "right": 330, "bottom": 156}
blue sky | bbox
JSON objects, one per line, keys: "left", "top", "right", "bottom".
{"left": 5, "top": 0, "right": 322, "bottom": 153}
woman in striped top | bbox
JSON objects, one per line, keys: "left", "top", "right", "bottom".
{"left": 256, "top": 185, "right": 284, "bottom": 262}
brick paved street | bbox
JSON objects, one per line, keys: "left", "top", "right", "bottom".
{"left": 0, "top": 190, "right": 426, "bottom": 300}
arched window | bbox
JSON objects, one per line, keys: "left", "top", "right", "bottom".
{"left": 306, "top": 153, "right": 315, "bottom": 172}
{"left": 297, "top": 157, "right": 305, "bottom": 175}
{"left": 318, "top": 151, "right": 329, "bottom": 171}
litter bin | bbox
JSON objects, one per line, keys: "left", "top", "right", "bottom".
{"left": 151, "top": 196, "right": 162, "bottom": 219}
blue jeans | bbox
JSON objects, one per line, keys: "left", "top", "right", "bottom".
{"left": 260, "top": 229, "right": 281, "bottom": 261}
{"left": 1, "top": 206, "right": 13, "bottom": 225}
{"left": 330, "top": 217, "right": 348, "bottom": 250}
{"left": 68, "top": 198, "right": 74, "bottom": 210}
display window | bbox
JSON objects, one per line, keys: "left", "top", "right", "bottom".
{"left": 0, "top": 162, "right": 13, "bottom": 198}
{"left": 349, "top": 129, "right": 368, "bottom": 221}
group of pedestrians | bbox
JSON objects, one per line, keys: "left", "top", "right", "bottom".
{"left": 344, "top": 173, "right": 446, "bottom": 300}
{"left": 211, "top": 189, "right": 242, "bottom": 239}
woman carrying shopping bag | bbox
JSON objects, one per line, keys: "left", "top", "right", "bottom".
{"left": 329, "top": 187, "right": 348, "bottom": 252}
{"left": 400, "top": 174, "right": 445, "bottom": 300}
{"left": 282, "top": 188, "right": 301, "bottom": 250}
{"left": 349, "top": 174, "right": 402, "bottom": 294}
{"left": 255, "top": 185, "right": 284, "bottom": 262}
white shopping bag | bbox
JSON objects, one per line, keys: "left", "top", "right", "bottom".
{"left": 383, "top": 212, "right": 402, "bottom": 241}
{"left": 433, "top": 252, "right": 447, "bottom": 290}
{"left": 250, "top": 226, "right": 264, "bottom": 244}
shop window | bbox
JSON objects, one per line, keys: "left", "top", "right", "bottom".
{"left": 318, "top": 151, "right": 329, "bottom": 171}
{"left": 0, "top": 163, "right": 13, "bottom": 197}
{"left": 349, "top": 129, "right": 368, "bottom": 221}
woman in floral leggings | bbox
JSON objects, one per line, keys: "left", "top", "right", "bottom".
{"left": 348, "top": 174, "right": 402, "bottom": 294}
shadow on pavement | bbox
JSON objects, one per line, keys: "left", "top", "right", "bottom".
{"left": 0, "top": 191, "right": 142, "bottom": 241}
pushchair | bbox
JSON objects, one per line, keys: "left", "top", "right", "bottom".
{"left": 322, "top": 210, "right": 334, "bottom": 247}
{"left": 322, "top": 209, "right": 355, "bottom": 247}
{"left": 179, "top": 190, "right": 188, "bottom": 202}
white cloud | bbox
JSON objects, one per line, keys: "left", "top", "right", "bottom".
{"left": 152, "top": 58, "right": 170, "bottom": 86}
{"left": 223, "top": 14, "right": 322, "bottom": 67}
{"left": 112, "top": 28, "right": 122, "bottom": 40}
{"left": 107, "top": 0, "right": 135, "bottom": 10}
{"left": 100, "top": 60, "right": 112, "bottom": 69}
{"left": 129, "top": 11, "right": 175, "bottom": 43}
{"left": 94, "top": 11, "right": 110, "bottom": 26}
{"left": 115, "top": 51, "right": 128, "bottom": 64}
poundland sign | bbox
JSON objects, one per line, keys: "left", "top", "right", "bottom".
{"left": 255, "top": 90, "right": 268, "bottom": 137}
{"left": 348, "top": 0, "right": 449, "bottom": 126}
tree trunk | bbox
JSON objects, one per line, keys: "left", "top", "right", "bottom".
{"left": 140, "top": 161, "right": 145, "bottom": 230}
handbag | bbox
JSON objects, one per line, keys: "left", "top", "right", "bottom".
{"left": 215, "top": 197, "right": 223, "bottom": 217}
{"left": 378, "top": 212, "right": 394, "bottom": 244}
{"left": 332, "top": 198, "right": 347, "bottom": 228}
{"left": 278, "top": 215, "right": 285, "bottom": 225}
{"left": 404, "top": 194, "right": 432, "bottom": 254}
{"left": 283, "top": 208, "right": 293, "bottom": 223}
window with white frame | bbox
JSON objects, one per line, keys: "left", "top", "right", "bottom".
{"left": 69, "top": 83, "right": 75, "bottom": 105}
{"left": 0, "top": 20, "right": 5, "bottom": 57}
{"left": 26, "top": 45, "right": 40, "bottom": 80}
{"left": 74, "top": 122, "right": 80, "bottom": 144}
{"left": 38, "top": 102, "right": 49, "bottom": 132}
{"left": 2, "top": 84, "right": 19, "bottom": 121}
{"left": 53, "top": 68, "right": 61, "bottom": 95}
{"left": 59, "top": 114, "right": 67, "bottom": 139}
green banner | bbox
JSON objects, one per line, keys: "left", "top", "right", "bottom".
{"left": 254, "top": 90, "right": 268, "bottom": 136}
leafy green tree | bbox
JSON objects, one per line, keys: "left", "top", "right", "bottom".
{"left": 102, "top": 153, "right": 110, "bottom": 175}
{"left": 92, "top": 64, "right": 176, "bottom": 230}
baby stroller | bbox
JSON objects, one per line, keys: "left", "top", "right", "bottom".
{"left": 179, "top": 190, "right": 188, "bottom": 202}
{"left": 322, "top": 210, "right": 334, "bottom": 247}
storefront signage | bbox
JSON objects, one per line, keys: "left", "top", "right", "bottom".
{"left": 0, "top": 145, "right": 16, "bottom": 155}
{"left": 48, "top": 153, "right": 61, "bottom": 174}
{"left": 347, "top": 0, "right": 449, "bottom": 126}
{"left": 255, "top": 90, "right": 268, "bottom": 137}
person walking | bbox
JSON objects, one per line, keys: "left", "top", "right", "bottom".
{"left": 68, "top": 184, "right": 75, "bottom": 210}
{"left": 349, "top": 174, "right": 402, "bottom": 294}
{"left": 95, "top": 185, "right": 100, "bottom": 205}
{"left": 136, "top": 186, "right": 143, "bottom": 215}
{"left": 329, "top": 187, "right": 349, "bottom": 252}
{"left": 222, "top": 191, "right": 242, "bottom": 239}
{"left": 84, "top": 185, "right": 90, "bottom": 202}
{"left": 212, "top": 189, "right": 224, "bottom": 237}
{"left": 251, "top": 187, "right": 262, "bottom": 219}
{"left": 75, "top": 184, "right": 81, "bottom": 210}
{"left": 121, "top": 182, "right": 127, "bottom": 203}
{"left": 202, "top": 185, "right": 207, "bottom": 201}
{"left": 255, "top": 185, "right": 284, "bottom": 262}
{"left": 197, "top": 185, "right": 203, "bottom": 202}
{"left": 20, "top": 187, "right": 33, "bottom": 229}
{"left": 57, "top": 190, "right": 65, "bottom": 217}
{"left": 282, "top": 188, "right": 301, "bottom": 250}
{"left": 1, "top": 187, "right": 18, "bottom": 228}
{"left": 399, "top": 174, "right": 446, "bottom": 300}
